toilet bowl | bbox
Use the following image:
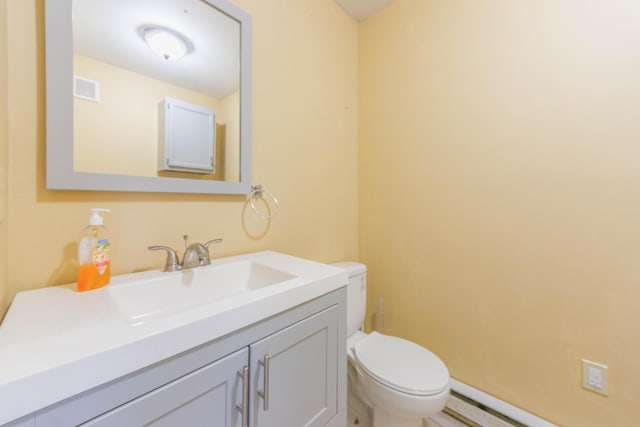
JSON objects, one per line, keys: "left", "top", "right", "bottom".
{"left": 334, "top": 262, "right": 450, "bottom": 427}
{"left": 350, "top": 331, "right": 449, "bottom": 427}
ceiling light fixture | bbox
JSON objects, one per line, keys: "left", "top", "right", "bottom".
{"left": 141, "top": 26, "right": 192, "bottom": 61}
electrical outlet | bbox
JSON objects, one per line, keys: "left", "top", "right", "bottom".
{"left": 582, "top": 359, "right": 609, "bottom": 396}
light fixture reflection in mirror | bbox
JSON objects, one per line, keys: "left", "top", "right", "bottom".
{"left": 45, "top": 0, "right": 252, "bottom": 195}
{"left": 141, "top": 26, "right": 192, "bottom": 61}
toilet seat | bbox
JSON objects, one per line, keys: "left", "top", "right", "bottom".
{"left": 354, "top": 332, "right": 449, "bottom": 396}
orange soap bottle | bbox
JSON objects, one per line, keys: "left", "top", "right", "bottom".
{"left": 77, "top": 208, "right": 111, "bottom": 292}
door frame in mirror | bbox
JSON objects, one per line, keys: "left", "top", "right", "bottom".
{"left": 45, "top": 0, "right": 252, "bottom": 194}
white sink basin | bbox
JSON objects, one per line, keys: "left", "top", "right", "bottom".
{"left": 108, "top": 260, "right": 297, "bottom": 325}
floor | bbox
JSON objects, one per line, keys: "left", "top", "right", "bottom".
{"left": 347, "top": 407, "right": 470, "bottom": 427}
{"left": 427, "top": 411, "right": 473, "bottom": 427}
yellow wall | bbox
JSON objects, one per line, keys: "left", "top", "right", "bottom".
{"left": 4, "top": 0, "right": 358, "bottom": 312}
{"left": 359, "top": 1, "right": 640, "bottom": 426}
{"left": 0, "top": 0, "right": 8, "bottom": 315}
{"left": 219, "top": 90, "right": 241, "bottom": 181}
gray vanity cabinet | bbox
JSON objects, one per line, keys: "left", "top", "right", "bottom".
{"left": 6, "top": 288, "right": 346, "bottom": 427}
{"left": 81, "top": 306, "right": 338, "bottom": 427}
{"left": 250, "top": 306, "right": 338, "bottom": 427}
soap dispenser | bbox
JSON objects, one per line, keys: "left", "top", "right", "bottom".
{"left": 77, "top": 208, "right": 111, "bottom": 292}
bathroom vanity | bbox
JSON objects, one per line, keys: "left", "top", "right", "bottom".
{"left": 0, "top": 252, "right": 347, "bottom": 426}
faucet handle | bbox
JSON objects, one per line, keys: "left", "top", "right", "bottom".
{"left": 204, "top": 239, "right": 223, "bottom": 249}
{"left": 202, "top": 239, "right": 223, "bottom": 264}
{"left": 148, "top": 245, "right": 181, "bottom": 272}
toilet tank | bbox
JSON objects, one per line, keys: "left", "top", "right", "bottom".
{"left": 332, "top": 262, "right": 366, "bottom": 336}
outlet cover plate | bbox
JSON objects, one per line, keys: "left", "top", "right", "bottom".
{"left": 582, "top": 359, "right": 609, "bottom": 396}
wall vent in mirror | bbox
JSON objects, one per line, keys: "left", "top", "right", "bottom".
{"left": 73, "top": 76, "right": 100, "bottom": 102}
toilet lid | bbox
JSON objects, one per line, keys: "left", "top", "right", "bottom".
{"left": 354, "top": 332, "right": 449, "bottom": 396}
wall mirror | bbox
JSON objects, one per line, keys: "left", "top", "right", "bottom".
{"left": 45, "top": 0, "right": 252, "bottom": 194}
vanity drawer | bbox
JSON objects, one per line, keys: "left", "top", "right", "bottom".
{"left": 81, "top": 348, "right": 247, "bottom": 427}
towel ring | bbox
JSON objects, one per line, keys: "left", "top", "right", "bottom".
{"left": 249, "top": 185, "right": 279, "bottom": 219}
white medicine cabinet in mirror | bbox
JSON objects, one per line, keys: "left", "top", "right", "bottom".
{"left": 45, "top": 0, "right": 252, "bottom": 194}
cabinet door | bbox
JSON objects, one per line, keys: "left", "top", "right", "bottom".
{"left": 250, "top": 305, "right": 338, "bottom": 427}
{"left": 81, "top": 348, "right": 248, "bottom": 427}
{"left": 159, "top": 97, "right": 216, "bottom": 173}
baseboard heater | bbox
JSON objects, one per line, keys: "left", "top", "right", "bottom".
{"left": 443, "top": 379, "right": 558, "bottom": 427}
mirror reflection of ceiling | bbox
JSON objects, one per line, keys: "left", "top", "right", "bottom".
{"left": 334, "top": 0, "right": 397, "bottom": 22}
{"left": 73, "top": 0, "right": 240, "bottom": 99}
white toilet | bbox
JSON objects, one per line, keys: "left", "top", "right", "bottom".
{"left": 333, "top": 262, "right": 450, "bottom": 427}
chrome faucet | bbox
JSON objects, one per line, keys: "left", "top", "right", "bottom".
{"left": 182, "top": 240, "right": 222, "bottom": 269}
{"left": 148, "top": 238, "right": 223, "bottom": 272}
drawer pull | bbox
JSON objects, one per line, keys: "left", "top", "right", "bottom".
{"left": 257, "top": 354, "right": 270, "bottom": 411}
{"left": 236, "top": 366, "right": 249, "bottom": 427}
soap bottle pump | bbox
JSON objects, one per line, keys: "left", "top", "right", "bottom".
{"left": 77, "top": 208, "right": 111, "bottom": 292}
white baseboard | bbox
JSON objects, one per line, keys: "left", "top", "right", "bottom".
{"left": 449, "top": 378, "right": 557, "bottom": 427}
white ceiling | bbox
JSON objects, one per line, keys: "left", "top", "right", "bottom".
{"left": 73, "top": 0, "right": 240, "bottom": 99}
{"left": 72, "top": 0, "right": 395, "bottom": 98}
{"left": 334, "top": 0, "right": 397, "bottom": 22}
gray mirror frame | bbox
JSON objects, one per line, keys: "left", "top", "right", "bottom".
{"left": 45, "top": 0, "right": 252, "bottom": 194}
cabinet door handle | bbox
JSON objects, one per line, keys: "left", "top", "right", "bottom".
{"left": 236, "top": 366, "right": 249, "bottom": 427}
{"left": 257, "top": 354, "right": 270, "bottom": 411}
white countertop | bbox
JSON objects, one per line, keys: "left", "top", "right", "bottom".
{"left": 0, "top": 251, "right": 347, "bottom": 424}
